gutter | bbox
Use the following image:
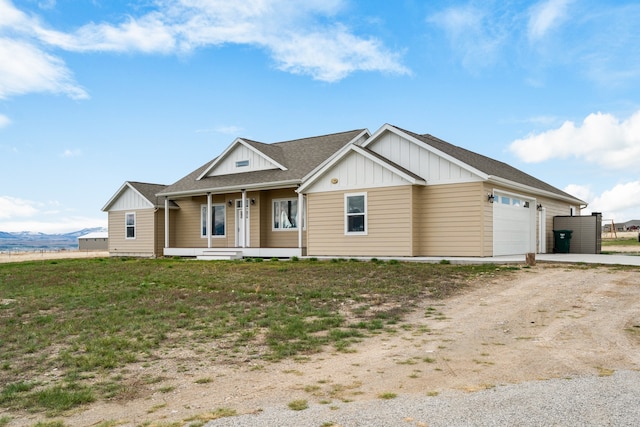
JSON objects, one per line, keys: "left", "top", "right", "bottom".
{"left": 157, "top": 179, "right": 301, "bottom": 198}
{"left": 488, "top": 176, "right": 587, "bottom": 205}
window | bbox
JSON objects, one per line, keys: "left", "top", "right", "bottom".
{"left": 125, "top": 212, "right": 136, "bottom": 239}
{"left": 201, "top": 204, "right": 226, "bottom": 237}
{"left": 235, "top": 160, "right": 249, "bottom": 167}
{"left": 273, "top": 199, "right": 298, "bottom": 230}
{"left": 345, "top": 193, "right": 367, "bottom": 234}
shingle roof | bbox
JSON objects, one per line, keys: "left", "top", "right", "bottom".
{"left": 159, "top": 129, "right": 366, "bottom": 196}
{"left": 128, "top": 182, "right": 171, "bottom": 206}
{"left": 390, "top": 125, "right": 584, "bottom": 203}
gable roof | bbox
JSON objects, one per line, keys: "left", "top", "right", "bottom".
{"left": 196, "top": 137, "right": 288, "bottom": 180}
{"left": 159, "top": 129, "right": 369, "bottom": 197}
{"left": 387, "top": 125, "right": 585, "bottom": 204}
{"left": 298, "top": 144, "right": 427, "bottom": 193}
{"left": 102, "top": 181, "right": 172, "bottom": 211}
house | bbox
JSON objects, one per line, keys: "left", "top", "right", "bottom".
{"left": 102, "top": 124, "right": 586, "bottom": 259}
{"left": 77, "top": 231, "right": 108, "bottom": 251}
{"left": 102, "top": 182, "right": 177, "bottom": 257}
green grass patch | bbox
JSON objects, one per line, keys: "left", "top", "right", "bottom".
{"left": 288, "top": 399, "right": 309, "bottom": 411}
{"left": 0, "top": 257, "right": 513, "bottom": 413}
{"left": 378, "top": 392, "right": 397, "bottom": 399}
{"left": 601, "top": 237, "right": 640, "bottom": 247}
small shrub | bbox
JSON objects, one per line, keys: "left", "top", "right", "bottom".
{"left": 290, "top": 256, "right": 299, "bottom": 262}
{"left": 288, "top": 399, "right": 309, "bottom": 411}
{"left": 378, "top": 392, "right": 397, "bottom": 399}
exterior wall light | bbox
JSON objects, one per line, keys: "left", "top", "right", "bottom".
{"left": 487, "top": 193, "right": 495, "bottom": 203}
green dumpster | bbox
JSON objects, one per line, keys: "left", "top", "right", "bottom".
{"left": 553, "top": 230, "right": 573, "bottom": 253}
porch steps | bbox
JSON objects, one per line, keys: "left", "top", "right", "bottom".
{"left": 196, "top": 249, "right": 243, "bottom": 261}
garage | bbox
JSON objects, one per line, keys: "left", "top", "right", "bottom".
{"left": 493, "top": 192, "right": 535, "bottom": 256}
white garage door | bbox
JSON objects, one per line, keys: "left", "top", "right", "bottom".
{"left": 493, "top": 193, "right": 534, "bottom": 256}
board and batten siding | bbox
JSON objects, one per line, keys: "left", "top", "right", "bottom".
{"left": 207, "top": 144, "right": 279, "bottom": 177}
{"left": 303, "top": 150, "right": 412, "bottom": 194}
{"left": 108, "top": 186, "right": 154, "bottom": 211}
{"left": 108, "top": 209, "right": 157, "bottom": 257}
{"left": 307, "top": 185, "right": 414, "bottom": 257}
{"left": 368, "top": 131, "right": 482, "bottom": 185}
{"left": 415, "top": 182, "right": 487, "bottom": 257}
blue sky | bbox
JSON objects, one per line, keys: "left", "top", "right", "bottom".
{"left": 1, "top": 0, "right": 639, "bottom": 233}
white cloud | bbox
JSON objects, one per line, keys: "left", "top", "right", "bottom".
{"left": 509, "top": 110, "right": 640, "bottom": 170}
{"left": 427, "top": 5, "right": 506, "bottom": 69}
{"left": 0, "top": 38, "right": 88, "bottom": 100}
{"left": 575, "top": 181, "right": 640, "bottom": 222}
{"left": 563, "top": 184, "right": 594, "bottom": 207}
{"left": 527, "top": 0, "right": 573, "bottom": 41}
{"left": 428, "top": 2, "right": 640, "bottom": 87}
{"left": 42, "top": 14, "right": 177, "bottom": 53}
{"left": 0, "top": 195, "right": 106, "bottom": 233}
{"left": 0, "top": 0, "right": 409, "bottom": 101}
{"left": 61, "top": 148, "right": 81, "bottom": 158}
{"left": 0, "top": 114, "right": 10, "bottom": 128}
{"left": 269, "top": 25, "right": 409, "bottom": 81}
{"left": 0, "top": 196, "right": 39, "bottom": 219}
{"left": 212, "top": 125, "right": 243, "bottom": 135}
{"left": 0, "top": 216, "right": 107, "bottom": 234}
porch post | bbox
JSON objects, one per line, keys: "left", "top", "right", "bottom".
{"left": 298, "top": 192, "right": 304, "bottom": 250}
{"left": 241, "top": 189, "right": 247, "bottom": 248}
{"left": 164, "top": 197, "right": 169, "bottom": 250}
{"left": 207, "top": 192, "right": 212, "bottom": 249}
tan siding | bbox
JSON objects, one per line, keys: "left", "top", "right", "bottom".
{"left": 154, "top": 209, "right": 171, "bottom": 256}
{"left": 307, "top": 186, "right": 413, "bottom": 257}
{"left": 108, "top": 209, "right": 156, "bottom": 257}
{"left": 415, "top": 182, "right": 485, "bottom": 256}
{"left": 247, "top": 191, "right": 261, "bottom": 248}
{"left": 261, "top": 189, "right": 304, "bottom": 248}
{"left": 482, "top": 184, "right": 493, "bottom": 256}
{"left": 173, "top": 195, "right": 233, "bottom": 248}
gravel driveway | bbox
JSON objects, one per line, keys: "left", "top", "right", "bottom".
{"left": 207, "top": 370, "right": 640, "bottom": 426}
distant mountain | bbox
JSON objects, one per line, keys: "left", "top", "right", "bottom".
{"left": 0, "top": 227, "right": 107, "bottom": 251}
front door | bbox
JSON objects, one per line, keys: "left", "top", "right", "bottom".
{"left": 235, "top": 200, "right": 250, "bottom": 247}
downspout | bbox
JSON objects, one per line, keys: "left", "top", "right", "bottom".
{"left": 241, "top": 189, "right": 247, "bottom": 248}
{"left": 207, "top": 192, "right": 212, "bottom": 249}
{"left": 164, "top": 197, "right": 169, "bottom": 251}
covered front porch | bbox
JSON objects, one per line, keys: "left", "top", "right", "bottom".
{"left": 163, "top": 247, "right": 303, "bottom": 260}
{"left": 161, "top": 187, "right": 306, "bottom": 260}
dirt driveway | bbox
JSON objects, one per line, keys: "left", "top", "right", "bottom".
{"left": 8, "top": 263, "right": 640, "bottom": 426}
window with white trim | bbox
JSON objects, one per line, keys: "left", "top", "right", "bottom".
{"left": 273, "top": 198, "right": 298, "bottom": 230}
{"left": 125, "top": 212, "right": 136, "bottom": 239}
{"left": 345, "top": 193, "right": 367, "bottom": 234}
{"left": 201, "top": 204, "right": 226, "bottom": 237}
